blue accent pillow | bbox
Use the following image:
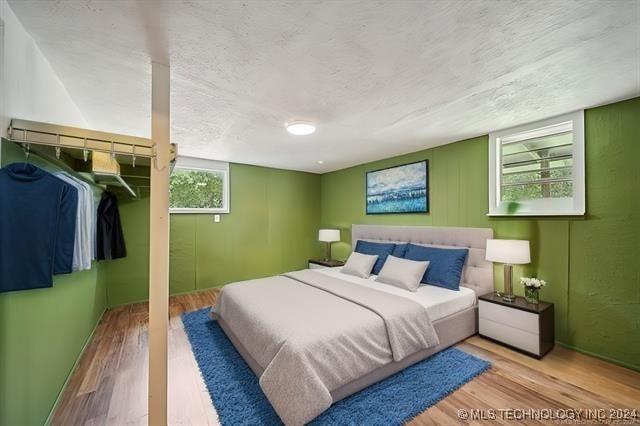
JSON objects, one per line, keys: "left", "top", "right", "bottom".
{"left": 354, "top": 240, "right": 396, "bottom": 275}
{"left": 392, "top": 243, "right": 408, "bottom": 258}
{"left": 403, "top": 244, "right": 469, "bottom": 291}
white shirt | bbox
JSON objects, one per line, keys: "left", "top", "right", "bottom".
{"left": 54, "top": 172, "right": 95, "bottom": 271}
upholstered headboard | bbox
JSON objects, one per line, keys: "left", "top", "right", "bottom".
{"left": 351, "top": 224, "right": 494, "bottom": 295}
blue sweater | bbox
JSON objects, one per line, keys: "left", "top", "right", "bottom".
{"left": 0, "top": 163, "right": 78, "bottom": 292}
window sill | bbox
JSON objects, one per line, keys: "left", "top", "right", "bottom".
{"left": 170, "top": 208, "right": 229, "bottom": 214}
{"left": 486, "top": 211, "right": 585, "bottom": 217}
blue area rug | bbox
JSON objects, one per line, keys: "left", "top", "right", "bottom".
{"left": 183, "top": 308, "right": 491, "bottom": 425}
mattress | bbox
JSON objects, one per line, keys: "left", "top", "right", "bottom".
{"left": 314, "top": 267, "right": 477, "bottom": 321}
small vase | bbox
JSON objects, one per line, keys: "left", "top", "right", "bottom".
{"left": 524, "top": 286, "right": 539, "bottom": 304}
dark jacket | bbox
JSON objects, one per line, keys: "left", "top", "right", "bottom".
{"left": 96, "top": 191, "right": 127, "bottom": 260}
{"left": 0, "top": 163, "right": 78, "bottom": 292}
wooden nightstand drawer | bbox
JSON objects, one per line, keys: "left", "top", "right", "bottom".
{"left": 479, "top": 300, "right": 539, "bottom": 334}
{"left": 479, "top": 317, "right": 540, "bottom": 355}
{"left": 478, "top": 293, "right": 554, "bottom": 358}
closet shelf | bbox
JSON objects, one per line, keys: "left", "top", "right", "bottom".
{"left": 93, "top": 172, "right": 137, "bottom": 198}
{"left": 6, "top": 118, "right": 175, "bottom": 199}
{"left": 8, "top": 119, "right": 154, "bottom": 158}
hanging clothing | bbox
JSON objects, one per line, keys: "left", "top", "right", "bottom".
{"left": 96, "top": 191, "right": 127, "bottom": 260}
{"left": 0, "top": 163, "right": 78, "bottom": 293}
{"left": 16, "top": 154, "right": 97, "bottom": 269}
{"left": 54, "top": 172, "right": 95, "bottom": 271}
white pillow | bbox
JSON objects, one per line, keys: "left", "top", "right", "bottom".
{"left": 375, "top": 255, "right": 430, "bottom": 292}
{"left": 341, "top": 252, "right": 379, "bottom": 278}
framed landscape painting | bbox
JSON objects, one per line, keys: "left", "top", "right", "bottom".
{"left": 366, "top": 160, "right": 429, "bottom": 214}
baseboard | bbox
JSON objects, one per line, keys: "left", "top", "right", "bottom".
{"left": 555, "top": 341, "right": 639, "bottom": 373}
{"left": 107, "top": 285, "right": 224, "bottom": 309}
{"left": 107, "top": 297, "right": 150, "bottom": 309}
{"left": 44, "top": 308, "right": 107, "bottom": 426}
{"left": 169, "top": 285, "right": 224, "bottom": 298}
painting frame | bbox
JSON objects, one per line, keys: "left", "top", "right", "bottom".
{"left": 365, "top": 160, "right": 429, "bottom": 215}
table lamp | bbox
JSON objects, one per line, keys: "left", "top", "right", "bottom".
{"left": 485, "top": 239, "right": 530, "bottom": 302}
{"left": 318, "top": 229, "right": 340, "bottom": 261}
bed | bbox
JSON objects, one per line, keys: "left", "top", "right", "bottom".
{"left": 211, "top": 224, "right": 494, "bottom": 425}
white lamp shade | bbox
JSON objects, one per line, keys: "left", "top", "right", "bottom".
{"left": 485, "top": 239, "right": 531, "bottom": 264}
{"left": 318, "top": 229, "right": 340, "bottom": 243}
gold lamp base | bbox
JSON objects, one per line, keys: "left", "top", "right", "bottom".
{"left": 324, "top": 242, "right": 332, "bottom": 262}
{"left": 502, "top": 264, "right": 516, "bottom": 302}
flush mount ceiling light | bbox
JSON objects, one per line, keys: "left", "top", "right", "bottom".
{"left": 286, "top": 121, "right": 316, "bottom": 136}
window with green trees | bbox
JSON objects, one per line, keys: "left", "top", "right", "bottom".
{"left": 500, "top": 131, "right": 574, "bottom": 202}
{"left": 169, "top": 161, "right": 229, "bottom": 213}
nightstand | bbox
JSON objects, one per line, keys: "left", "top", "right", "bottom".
{"left": 478, "top": 293, "right": 554, "bottom": 358}
{"left": 308, "top": 259, "right": 345, "bottom": 269}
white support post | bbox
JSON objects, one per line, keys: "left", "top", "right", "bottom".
{"left": 148, "top": 61, "right": 170, "bottom": 426}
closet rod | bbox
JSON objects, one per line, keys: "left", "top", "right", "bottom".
{"left": 7, "top": 119, "right": 155, "bottom": 158}
{"left": 24, "top": 147, "right": 106, "bottom": 192}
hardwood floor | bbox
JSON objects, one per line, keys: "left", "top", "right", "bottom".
{"left": 52, "top": 290, "right": 640, "bottom": 425}
{"left": 51, "top": 291, "right": 219, "bottom": 426}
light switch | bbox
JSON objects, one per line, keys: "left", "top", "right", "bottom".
{"left": 214, "top": 214, "right": 220, "bottom": 223}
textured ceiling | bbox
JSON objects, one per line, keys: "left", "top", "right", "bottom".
{"left": 8, "top": 0, "right": 640, "bottom": 173}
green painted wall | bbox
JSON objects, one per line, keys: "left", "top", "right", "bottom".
{"left": 169, "top": 163, "right": 322, "bottom": 295}
{"left": 567, "top": 99, "right": 640, "bottom": 366}
{"left": 106, "top": 162, "right": 323, "bottom": 306}
{"left": 0, "top": 139, "right": 108, "bottom": 426}
{"left": 320, "top": 97, "right": 640, "bottom": 371}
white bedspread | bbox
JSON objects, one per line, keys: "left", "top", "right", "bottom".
{"left": 315, "top": 267, "right": 477, "bottom": 321}
{"left": 212, "top": 270, "right": 439, "bottom": 425}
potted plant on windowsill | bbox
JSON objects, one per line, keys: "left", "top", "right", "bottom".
{"left": 520, "top": 277, "right": 546, "bottom": 304}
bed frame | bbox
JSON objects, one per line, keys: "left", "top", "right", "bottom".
{"left": 218, "top": 224, "right": 494, "bottom": 406}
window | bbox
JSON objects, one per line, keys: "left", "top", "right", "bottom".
{"left": 169, "top": 157, "right": 229, "bottom": 213}
{"left": 489, "top": 111, "right": 585, "bottom": 216}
